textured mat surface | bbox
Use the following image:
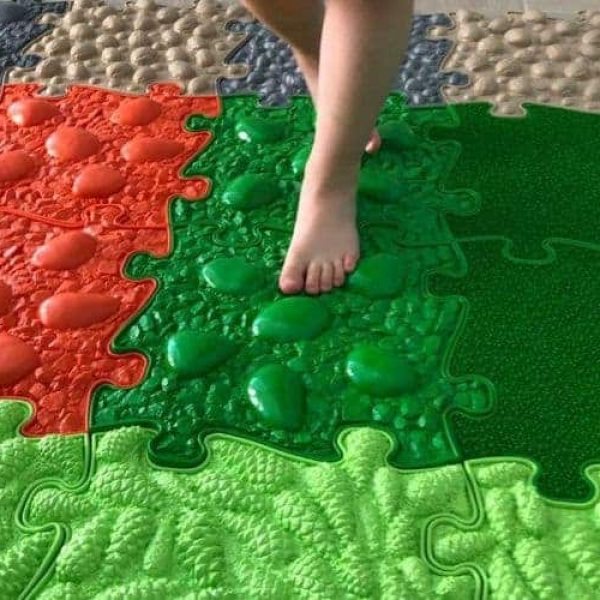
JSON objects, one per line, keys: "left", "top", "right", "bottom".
{"left": 393, "top": 14, "right": 469, "bottom": 106}
{"left": 91, "top": 95, "right": 486, "bottom": 470}
{"left": 430, "top": 240, "right": 600, "bottom": 502}
{"left": 0, "top": 83, "right": 216, "bottom": 228}
{"left": 427, "top": 101, "right": 600, "bottom": 501}
{"left": 0, "top": 402, "right": 86, "bottom": 599}
{"left": 0, "top": 83, "right": 217, "bottom": 436}
{"left": 438, "top": 9, "right": 600, "bottom": 115}
{"left": 0, "top": 3, "right": 599, "bottom": 598}
{"left": 219, "top": 14, "right": 467, "bottom": 107}
{"left": 431, "top": 459, "right": 600, "bottom": 599}
{"left": 217, "top": 20, "right": 308, "bottom": 106}
{"left": 0, "top": 0, "right": 66, "bottom": 90}
{"left": 430, "top": 101, "right": 600, "bottom": 259}
{"left": 8, "top": 0, "right": 249, "bottom": 95}
{"left": 22, "top": 424, "right": 476, "bottom": 599}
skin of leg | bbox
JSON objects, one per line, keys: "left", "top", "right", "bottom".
{"left": 239, "top": 0, "right": 323, "bottom": 100}
{"left": 241, "top": 0, "right": 413, "bottom": 294}
{"left": 239, "top": 0, "right": 380, "bottom": 151}
{"left": 280, "top": 0, "right": 414, "bottom": 294}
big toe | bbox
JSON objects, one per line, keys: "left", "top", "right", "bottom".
{"left": 279, "top": 258, "right": 306, "bottom": 295}
{"left": 365, "top": 129, "right": 382, "bottom": 154}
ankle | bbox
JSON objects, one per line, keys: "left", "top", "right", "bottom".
{"left": 304, "top": 152, "right": 360, "bottom": 191}
{"left": 301, "top": 162, "right": 358, "bottom": 214}
{"left": 299, "top": 186, "right": 357, "bottom": 220}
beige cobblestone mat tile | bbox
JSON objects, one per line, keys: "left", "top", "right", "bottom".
{"left": 8, "top": 0, "right": 250, "bottom": 95}
{"left": 436, "top": 8, "right": 600, "bottom": 115}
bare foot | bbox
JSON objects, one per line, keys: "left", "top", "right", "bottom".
{"left": 279, "top": 170, "right": 359, "bottom": 295}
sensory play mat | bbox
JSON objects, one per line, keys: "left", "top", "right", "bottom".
{"left": 1, "top": 1, "right": 600, "bottom": 598}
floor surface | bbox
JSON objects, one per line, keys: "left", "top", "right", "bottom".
{"left": 0, "top": 1, "right": 599, "bottom": 599}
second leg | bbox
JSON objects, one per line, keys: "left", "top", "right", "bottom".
{"left": 239, "top": 0, "right": 323, "bottom": 100}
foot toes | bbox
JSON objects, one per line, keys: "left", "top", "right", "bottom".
{"left": 320, "top": 263, "right": 334, "bottom": 293}
{"left": 343, "top": 254, "right": 358, "bottom": 273}
{"left": 305, "top": 262, "right": 322, "bottom": 295}
{"left": 279, "top": 259, "right": 306, "bottom": 295}
{"left": 365, "top": 129, "right": 382, "bottom": 154}
{"left": 333, "top": 259, "right": 345, "bottom": 287}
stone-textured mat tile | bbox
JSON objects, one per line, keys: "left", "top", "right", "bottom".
{"left": 417, "top": 0, "right": 525, "bottom": 15}
{"left": 0, "top": 0, "right": 66, "bottom": 93}
{"left": 217, "top": 20, "right": 308, "bottom": 107}
{"left": 8, "top": 0, "right": 250, "bottom": 96}
{"left": 0, "top": 83, "right": 218, "bottom": 435}
{"left": 0, "top": 211, "right": 153, "bottom": 436}
{"left": 22, "top": 425, "right": 477, "bottom": 599}
{"left": 430, "top": 457, "right": 600, "bottom": 599}
{"left": 523, "top": 0, "right": 600, "bottom": 17}
{"left": 0, "top": 83, "right": 218, "bottom": 229}
{"left": 0, "top": 401, "right": 86, "bottom": 599}
{"left": 219, "top": 14, "right": 467, "bottom": 107}
{"left": 393, "top": 13, "right": 468, "bottom": 107}
{"left": 435, "top": 8, "right": 600, "bottom": 115}
{"left": 91, "top": 95, "right": 486, "bottom": 470}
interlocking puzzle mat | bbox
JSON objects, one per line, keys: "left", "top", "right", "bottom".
{"left": 0, "top": 0, "right": 67, "bottom": 86}
{"left": 430, "top": 459, "right": 600, "bottom": 599}
{"left": 7, "top": 0, "right": 249, "bottom": 96}
{"left": 430, "top": 239, "right": 600, "bottom": 503}
{"left": 1, "top": 1, "right": 600, "bottom": 598}
{"left": 21, "top": 420, "right": 476, "bottom": 599}
{"left": 92, "top": 94, "right": 485, "bottom": 470}
{"left": 429, "top": 101, "right": 600, "bottom": 258}
{"left": 437, "top": 8, "right": 600, "bottom": 116}
{"left": 0, "top": 82, "right": 218, "bottom": 435}
{"left": 219, "top": 14, "right": 468, "bottom": 107}
{"left": 425, "top": 101, "right": 600, "bottom": 503}
{"left": 0, "top": 402, "right": 86, "bottom": 599}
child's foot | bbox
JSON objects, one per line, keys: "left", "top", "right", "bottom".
{"left": 279, "top": 168, "right": 359, "bottom": 295}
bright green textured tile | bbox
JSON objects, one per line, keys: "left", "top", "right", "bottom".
{"left": 432, "top": 458, "right": 600, "bottom": 600}
{"left": 0, "top": 401, "right": 86, "bottom": 599}
{"left": 25, "top": 426, "right": 476, "bottom": 600}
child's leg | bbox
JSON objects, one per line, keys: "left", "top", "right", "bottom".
{"left": 281, "top": 0, "right": 413, "bottom": 294}
{"left": 239, "top": 0, "right": 323, "bottom": 101}
{"left": 240, "top": 0, "right": 381, "bottom": 152}
{"left": 241, "top": 0, "right": 413, "bottom": 294}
